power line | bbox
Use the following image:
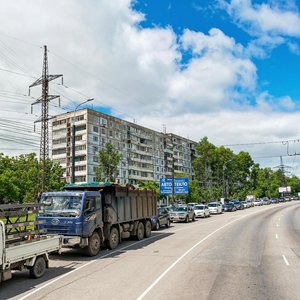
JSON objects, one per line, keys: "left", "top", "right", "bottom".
{"left": 222, "top": 139, "right": 300, "bottom": 147}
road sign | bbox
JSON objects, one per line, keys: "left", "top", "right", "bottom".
{"left": 160, "top": 178, "right": 173, "bottom": 195}
{"left": 160, "top": 178, "right": 189, "bottom": 195}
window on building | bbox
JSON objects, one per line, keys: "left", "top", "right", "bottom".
{"left": 76, "top": 124, "right": 86, "bottom": 132}
{"left": 93, "top": 126, "right": 98, "bottom": 133}
{"left": 93, "top": 136, "right": 98, "bottom": 142}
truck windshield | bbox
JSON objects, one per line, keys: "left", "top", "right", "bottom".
{"left": 40, "top": 195, "right": 83, "bottom": 217}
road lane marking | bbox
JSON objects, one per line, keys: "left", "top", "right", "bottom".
{"left": 18, "top": 205, "right": 285, "bottom": 300}
{"left": 276, "top": 234, "right": 278, "bottom": 239}
{"left": 282, "top": 255, "right": 290, "bottom": 266}
{"left": 18, "top": 234, "right": 163, "bottom": 300}
{"left": 276, "top": 224, "right": 280, "bottom": 227}
{"left": 136, "top": 210, "right": 266, "bottom": 300}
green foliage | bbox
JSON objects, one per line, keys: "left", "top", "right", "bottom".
{"left": 191, "top": 137, "right": 300, "bottom": 201}
{"left": 95, "top": 143, "right": 121, "bottom": 182}
{"left": 0, "top": 153, "right": 65, "bottom": 204}
{"left": 137, "top": 180, "right": 161, "bottom": 199}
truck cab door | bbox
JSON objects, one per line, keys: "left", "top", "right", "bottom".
{"left": 82, "top": 195, "right": 102, "bottom": 237}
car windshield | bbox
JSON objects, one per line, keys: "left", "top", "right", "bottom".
{"left": 208, "top": 203, "right": 217, "bottom": 207}
{"left": 174, "top": 207, "right": 187, "bottom": 212}
{"left": 195, "top": 205, "right": 205, "bottom": 210}
{"left": 40, "top": 195, "right": 83, "bottom": 217}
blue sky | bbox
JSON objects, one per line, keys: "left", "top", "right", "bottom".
{"left": 133, "top": 0, "right": 300, "bottom": 107}
{"left": 1, "top": 0, "right": 300, "bottom": 175}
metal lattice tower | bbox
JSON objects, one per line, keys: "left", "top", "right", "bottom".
{"left": 29, "top": 45, "right": 63, "bottom": 191}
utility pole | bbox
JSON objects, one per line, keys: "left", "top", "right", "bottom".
{"left": 29, "top": 45, "right": 63, "bottom": 192}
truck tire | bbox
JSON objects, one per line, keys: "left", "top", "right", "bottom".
{"left": 144, "top": 220, "right": 152, "bottom": 238}
{"left": 136, "top": 222, "right": 144, "bottom": 240}
{"left": 108, "top": 227, "right": 119, "bottom": 250}
{"left": 29, "top": 256, "right": 46, "bottom": 279}
{"left": 85, "top": 232, "right": 101, "bottom": 256}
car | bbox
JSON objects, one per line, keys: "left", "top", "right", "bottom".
{"left": 253, "top": 199, "right": 263, "bottom": 206}
{"left": 230, "top": 200, "right": 244, "bottom": 210}
{"left": 151, "top": 207, "right": 171, "bottom": 230}
{"left": 187, "top": 202, "right": 198, "bottom": 209}
{"left": 169, "top": 206, "right": 196, "bottom": 223}
{"left": 240, "top": 200, "right": 250, "bottom": 208}
{"left": 194, "top": 204, "right": 210, "bottom": 218}
{"left": 207, "top": 202, "right": 223, "bottom": 214}
{"left": 223, "top": 202, "right": 237, "bottom": 212}
{"left": 270, "top": 198, "right": 279, "bottom": 204}
{"left": 261, "top": 198, "right": 271, "bottom": 205}
{"left": 247, "top": 200, "right": 254, "bottom": 207}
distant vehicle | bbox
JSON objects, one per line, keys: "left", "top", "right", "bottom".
{"left": 207, "top": 202, "right": 223, "bottom": 214}
{"left": 151, "top": 207, "right": 171, "bottom": 230}
{"left": 261, "top": 198, "right": 270, "bottom": 205}
{"left": 194, "top": 204, "right": 210, "bottom": 218}
{"left": 223, "top": 202, "right": 237, "bottom": 212}
{"left": 253, "top": 199, "right": 263, "bottom": 206}
{"left": 169, "top": 206, "right": 196, "bottom": 223}
{"left": 240, "top": 200, "right": 250, "bottom": 208}
{"left": 187, "top": 202, "right": 198, "bottom": 208}
{"left": 247, "top": 200, "right": 254, "bottom": 207}
{"left": 230, "top": 200, "right": 244, "bottom": 210}
{"left": 270, "top": 198, "right": 279, "bottom": 204}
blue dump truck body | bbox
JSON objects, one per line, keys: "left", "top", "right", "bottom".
{"left": 38, "top": 182, "right": 157, "bottom": 256}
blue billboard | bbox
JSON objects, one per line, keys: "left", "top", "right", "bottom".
{"left": 160, "top": 178, "right": 189, "bottom": 195}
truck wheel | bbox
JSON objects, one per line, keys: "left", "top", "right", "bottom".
{"left": 108, "top": 227, "right": 119, "bottom": 250}
{"left": 30, "top": 256, "right": 46, "bottom": 278}
{"left": 144, "top": 220, "right": 152, "bottom": 238}
{"left": 137, "top": 222, "right": 144, "bottom": 240}
{"left": 86, "top": 232, "right": 101, "bottom": 256}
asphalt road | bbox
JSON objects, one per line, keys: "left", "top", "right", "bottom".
{"left": 1, "top": 201, "right": 300, "bottom": 300}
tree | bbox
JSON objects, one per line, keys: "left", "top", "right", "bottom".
{"left": 0, "top": 153, "right": 64, "bottom": 204}
{"left": 95, "top": 143, "right": 121, "bottom": 182}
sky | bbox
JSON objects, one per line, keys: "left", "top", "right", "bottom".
{"left": 1, "top": 0, "right": 300, "bottom": 176}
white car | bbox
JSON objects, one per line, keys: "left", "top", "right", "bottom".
{"left": 194, "top": 204, "right": 210, "bottom": 218}
{"left": 253, "top": 200, "right": 262, "bottom": 206}
{"left": 207, "top": 202, "right": 223, "bottom": 214}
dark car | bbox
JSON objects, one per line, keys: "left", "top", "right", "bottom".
{"left": 151, "top": 207, "right": 171, "bottom": 230}
{"left": 230, "top": 200, "right": 244, "bottom": 210}
{"left": 223, "top": 202, "right": 237, "bottom": 212}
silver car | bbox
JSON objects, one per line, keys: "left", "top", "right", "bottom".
{"left": 169, "top": 206, "right": 196, "bottom": 223}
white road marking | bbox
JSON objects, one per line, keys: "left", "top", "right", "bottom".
{"left": 276, "top": 234, "right": 278, "bottom": 239}
{"left": 282, "top": 255, "right": 290, "bottom": 266}
{"left": 18, "top": 234, "right": 162, "bottom": 300}
{"left": 136, "top": 210, "right": 264, "bottom": 300}
{"left": 276, "top": 224, "right": 280, "bottom": 227}
{"left": 18, "top": 205, "right": 281, "bottom": 300}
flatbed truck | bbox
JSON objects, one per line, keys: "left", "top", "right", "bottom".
{"left": 0, "top": 203, "right": 61, "bottom": 282}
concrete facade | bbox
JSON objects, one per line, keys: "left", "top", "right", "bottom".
{"left": 51, "top": 108, "right": 197, "bottom": 184}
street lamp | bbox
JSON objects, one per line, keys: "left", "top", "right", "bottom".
{"left": 71, "top": 98, "right": 94, "bottom": 183}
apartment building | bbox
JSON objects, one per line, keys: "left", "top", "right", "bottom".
{"left": 51, "top": 108, "right": 197, "bottom": 184}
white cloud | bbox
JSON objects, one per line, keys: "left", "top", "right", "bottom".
{"left": 222, "top": 0, "right": 300, "bottom": 37}
{"left": 0, "top": 0, "right": 299, "bottom": 173}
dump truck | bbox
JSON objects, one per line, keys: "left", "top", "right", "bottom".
{"left": 38, "top": 182, "right": 157, "bottom": 256}
{"left": 0, "top": 203, "right": 61, "bottom": 282}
